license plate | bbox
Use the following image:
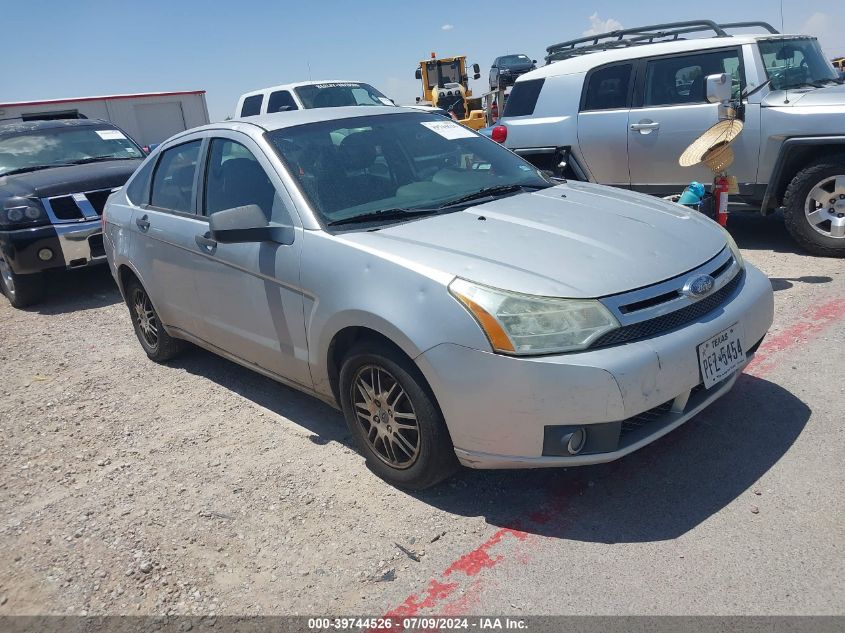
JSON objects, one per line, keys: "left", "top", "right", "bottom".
{"left": 697, "top": 323, "right": 745, "bottom": 389}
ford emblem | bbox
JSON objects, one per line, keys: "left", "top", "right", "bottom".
{"left": 683, "top": 274, "right": 715, "bottom": 298}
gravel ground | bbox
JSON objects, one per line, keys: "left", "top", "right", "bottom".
{"left": 0, "top": 211, "right": 842, "bottom": 617}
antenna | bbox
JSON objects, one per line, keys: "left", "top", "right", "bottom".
{"left": 779, "top": 0, "right": 785, "bottom": 31}
{"left": 307, "top": 60, "right": 312, "bottom": 81}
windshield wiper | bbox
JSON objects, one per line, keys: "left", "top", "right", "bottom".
{"left": 0, "top": 164, "right": 76, "bottom": 177}
{"left": 68, "top": 156, "right": 139, "bottom": 164}
{"left": 327, "top": 207, "right": 438, "bottom": 227}
{"left": 434, "top": 183, "right": 551, "bottom": 209}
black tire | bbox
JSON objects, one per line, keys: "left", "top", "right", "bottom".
{"left": 0, "top": 256, "right": 44, "bottom": 308}
{"left": 124, "top": 278, "right": 184, "bottom": 362}
{"left": 782, "top": 157, "right": 845, "bottom": 257}
{"left": 338, "top": 341, "right": 458, "bottom": 490}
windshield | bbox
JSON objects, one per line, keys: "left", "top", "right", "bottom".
{"left": 266, "top": 112, "right": 551, "bottom": 227}
{"left": 759, "top": 38, "right": 839, "bottom": 90}
{"left": 500, "top": 55, "right": 531, "bottom": 67}
{"left": 425, "top": 60, "right": 463, "bottom": 90}
{"left": 0, "top": 125, "right": 143, "bottom": 176}
{"left": 294, "top": 82, "right": 391, "bottom": 109}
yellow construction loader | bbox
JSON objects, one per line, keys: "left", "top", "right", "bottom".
{"left": 414, "top": 53, "right": 486, "bottom": 130}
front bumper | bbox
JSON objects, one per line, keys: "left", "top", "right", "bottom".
{"left": 0, "top": 220, "right": 106, "bottom": 274}
{"left": 416, "top": 263, "right": 774, "bottom": 468}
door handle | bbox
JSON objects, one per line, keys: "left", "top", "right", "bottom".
{"left": 135, "top": 214, "right": 150, "bottom": 232}
{"left": 195, "top": 232, "right": 218, "bottom": 253}
{"left": 630, "top": 121, "right": 660, "bottom": 132}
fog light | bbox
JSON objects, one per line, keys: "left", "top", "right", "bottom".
{"left": 562, "top": 428, "right": 587, "bottom": 455}
{"left": 37, "top": 248, "right": 54, "bottom": 261}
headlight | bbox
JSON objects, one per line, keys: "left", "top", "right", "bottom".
{"left": 720, "top": 226, "right": 745, "bottom": 270}
{"left": 1, "top": 198, "right": 47, "bottom": 228}
{"left": 449, "top": 278, "right": 620, "bottom": 355}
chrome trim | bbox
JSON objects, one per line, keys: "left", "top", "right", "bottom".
{"left": 600, "top": 247, "right": 739, "bottom": 327}
{"left": 54, "top": 220, "right": 106, "bottom": 267}
{"left": 41, "top": 187, "right": 114, "bottom": 224}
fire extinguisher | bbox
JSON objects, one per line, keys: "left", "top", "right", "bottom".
{"left": 713, "top": 174, "right": 729, "bottom": 227}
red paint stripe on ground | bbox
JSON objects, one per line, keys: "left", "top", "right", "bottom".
{"left": 378, "top": 296, "right": 845, "bottom": 622}
{"left": 745, "top": 298, "right": 845, "bottom": 377}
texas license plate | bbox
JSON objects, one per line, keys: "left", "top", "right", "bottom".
{"left": 697, "top": 323, "right": 745, "bottom": 389}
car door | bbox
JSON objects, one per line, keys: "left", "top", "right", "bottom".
{"left": 627, "top": 47, "right": 758, "bottom": 193}
{"left": 576, "top": 62, "right": 634, "bottom": 186}
{"left": 191, "top": 131, "right": 312, "bottom": 389}
{"left": 129, "top": 138, "right": 207, "bottom": 336}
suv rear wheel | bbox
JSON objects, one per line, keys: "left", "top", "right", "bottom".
{"left": 0, "top": 256, "right": 44, "bottom": 308}
{"left": 338, "top": 341, "right": 458, "bottom": 489}
{"left": 783, "top": 157, "right": 845, "bottom": 257}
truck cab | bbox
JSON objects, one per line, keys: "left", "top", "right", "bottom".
{"left": 236, "top": 81, "right": 393, "bottom": 118}
{"left": 414, "top": 54, "right": 486, "bottom": 130}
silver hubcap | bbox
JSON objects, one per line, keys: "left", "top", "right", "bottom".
{"left": 805, "top": 175, "right": 845, "bottom": 239}
{"left": 132, "top": 288, "right": 158, "bottom": 348}
{"left": 351, "top": 365, "right": 420, "bottom": 469}
{"left": 0, "top": 258, "right": 14, "bottom": 296}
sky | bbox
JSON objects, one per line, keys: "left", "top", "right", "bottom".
{"left": 2, "top": 0, "right": 843, "bottom": 122}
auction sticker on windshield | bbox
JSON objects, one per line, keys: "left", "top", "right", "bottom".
{"left": 95, "top": 130, "right": 127, "bottom": 140}
{"left": 697, "top": 323, "right": 745, "bottom": 389}
{"left": 421, "top": 121, "right": 476, "bottom": 140}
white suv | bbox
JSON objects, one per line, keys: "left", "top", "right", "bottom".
{"left": 235, "top": 80, "right": 393, "bottom": 117}
{"left": 497, "top": 20, "right": 845, "bottom": 257}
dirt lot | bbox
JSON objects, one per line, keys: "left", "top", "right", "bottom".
{"left": 1, "top": 211, "right": 843, "bottom": 618}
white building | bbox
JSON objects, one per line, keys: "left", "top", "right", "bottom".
{"left": 0, "top": 90, "right": 210, "bottom": 146}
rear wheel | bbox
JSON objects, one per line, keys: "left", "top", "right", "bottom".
{"left": 338, "top": 341, "right": 458, "bottom": 489}
{"left": 783, "top": 158, "right": 845, "bottom": 257}
{"left": 0, "top": 256, "right": 44, "bottom": 308}
{"left": 125, "top": 278, "right": 184, "bottom": 361}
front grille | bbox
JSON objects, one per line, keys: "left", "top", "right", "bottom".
{"left": 49, "top": 196, "right": 85, "bottom": 220}
{"left": 620, "top": 399, "right": 673, "bottom": 435}
{"left": 592, "top": 271, "right": 743, "bottom": 348}
{"left": 85, "top": 190, "right": 111, "bottom": 215}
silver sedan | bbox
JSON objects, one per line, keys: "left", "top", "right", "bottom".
{"left": 104, "top": 106, "right": 773, "bottom": 489}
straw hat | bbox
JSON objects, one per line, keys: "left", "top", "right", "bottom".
{"left": 679, "top": 118, "right": 744, "bottom": 168}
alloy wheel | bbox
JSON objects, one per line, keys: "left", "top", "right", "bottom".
{"left": 132, "top": 287, "right": 159, "bottom": 348}
{"left": 350, "top": 364, "right": 420, "bottom": 469}
{"left": 804, "top": 175, "right": 845, "bottom": 239}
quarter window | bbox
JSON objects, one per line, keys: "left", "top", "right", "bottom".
{"left": 240, "top": 94, "right": 263, "bottom": 117}
{"left": 204, "top": 138, "right": 290, "bottom": 224}
{"left": 267, "top": 90, "right": 298, "bottom": 113}
{"left": 644, "top": 49, "right": 742, "bottom": 106}
{"left": 582, "top": 64, "right": 632, "bottom": 111}
{"left": 503, "top": 78, "right": 545, "bottom": 117}
{"left": 150, "top": 141, "right": 201, "bottom": 213}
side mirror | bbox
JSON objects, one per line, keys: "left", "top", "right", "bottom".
{"left": 472, "top": 63, "right": 480, "bottom": 74}
{"left": 473, "top": 73, "right": 481, "bottom": 80}
{"left": 532, "top": 60, "right": 537, "bottom": 64}
{"left": 705, "top": 73, "right": 732, "bottom": 104}
{"left": 415, "top": 68, "right": 422, "bottom": 80}
{"left": 208, "top": 204, "right": 294, "bottom": 245}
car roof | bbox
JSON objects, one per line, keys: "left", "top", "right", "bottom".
{"left": 524, "top": 33, "right": 806, "bottom": 79}
{"left": 239, "top": 80, "right": 374, "bottom": 99}
{"left": 0, "top": 118, "right": 110, "bottom": 138}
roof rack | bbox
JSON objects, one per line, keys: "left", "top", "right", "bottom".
{"left": 545, "top": 20, "right": 780, "bottom": 63}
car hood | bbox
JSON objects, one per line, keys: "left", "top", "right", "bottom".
{"left": 341, "top": 182, "right": 728, "bottom": 298}
{"left": 762, "top": 84, "right": 845, "bottom": 107}
{"left": 0, "top": 160, "right": 141, "bottom": 200}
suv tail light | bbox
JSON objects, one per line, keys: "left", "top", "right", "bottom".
{"left": 491, "top": 125, "right": 507, "bottom": 143}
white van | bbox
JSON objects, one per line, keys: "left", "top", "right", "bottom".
{"left": 235, "top": 80, "right": 394, "bottom": 117}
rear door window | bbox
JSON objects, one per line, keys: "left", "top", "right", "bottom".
{"left": 267, "top": 90, "right": 298, "bottom": 113}
{"left": 582, "top": 64, "right": 632, "bottom": 111}
{"left": 150, "top": 141, "right": 201, "bottom": 213}
{"left": 240, "top": 94, "right": 263, "bottom": 117}
{"left": 502, "top": 78, "right": 545, "bottom": 117}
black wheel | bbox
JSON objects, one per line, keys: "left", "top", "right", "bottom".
{"left": 0, "top": 256, "right": 44, "bottom": 308}
{"left": 125, "top": 278, "right": 184, "bottom": 361}
{"left": 783, "top": 157, "right": 845, "bottom": 257}
{"left": 338, "top": 341, "right": 458, "bottom": 490}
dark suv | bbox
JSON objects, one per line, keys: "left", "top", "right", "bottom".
{"left": 489, "top": 54, "right": 537, "bottom": 91}
{"left": 0, "top": 119, "right": 145, "bottom": 307}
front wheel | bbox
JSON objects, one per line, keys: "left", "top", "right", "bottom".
{"left": 783, "top": 158, "right": 845, "bottom": 257}
{"left": 338, "top": 342, "right": 458, "bottom": 490}
{"left": 0, "top": 256, "right": 44, "bottom": 308}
